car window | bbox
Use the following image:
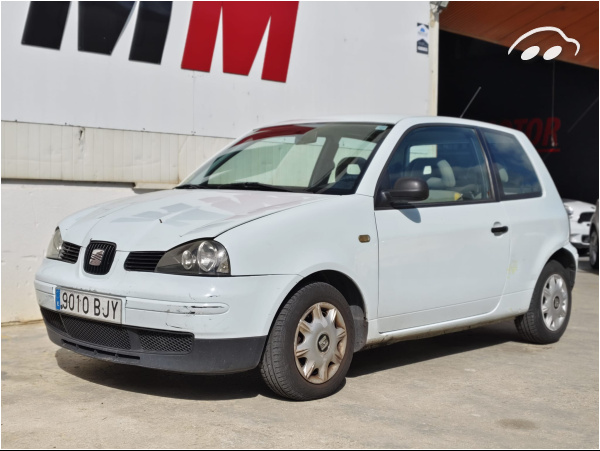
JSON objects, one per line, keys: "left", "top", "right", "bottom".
{"left": 182, "top": 123, "right": 392, "bottom": 195}
{"left": 381, "top": 126, "right": 492, "bottom": 204}
{"left": 208, "top": 137, "right": 325, "bottom": 187}
{"left": 326, "top": 138, "right": 377, "bottom": 184}
{"left": 481, "top": 129, "right": 542, "bottom": 199}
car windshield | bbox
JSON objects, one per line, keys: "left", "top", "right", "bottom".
{"left": 178, "top": 122, "right": 392, "bottom": 195}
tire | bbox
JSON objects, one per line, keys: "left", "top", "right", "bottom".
{"left": 590, "top": 228, "right": 599, "bottom": 269}
{"left": 515, "top": 260, "right": 572, "bottom": 344}
{"left": 260, "top": 282, "right": 355, "bottom": 401}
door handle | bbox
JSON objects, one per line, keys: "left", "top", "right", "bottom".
{"left": 491, "top": 225, "right": 509, "bottom": 235}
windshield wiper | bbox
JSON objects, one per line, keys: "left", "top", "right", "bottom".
{"left": 174, "top": 184, "right": 213, "bottom": 189}
{"left": 216, "top": 182, "right": 298, "bottom": 192}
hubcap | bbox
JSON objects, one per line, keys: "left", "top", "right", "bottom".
{"left": 541, "top": 274, "right": 569, "bottom": 331}
{"left": 294, "top": 302, "right": 347, "bottom": 384}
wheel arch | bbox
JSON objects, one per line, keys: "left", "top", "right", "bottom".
{"left": 547, "top": 247, "right": 577, "bottom": 288}
{"left": 266, "top": 270, "right": 369, "bottom": 353}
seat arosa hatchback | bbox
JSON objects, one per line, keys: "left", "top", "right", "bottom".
{"left": 36, "top": 116, "right": 577, "bottom": 400}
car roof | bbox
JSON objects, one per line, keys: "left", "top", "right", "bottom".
{"left": 266, "top": 115, "right": 408, "bottom": 126}
{"left": 261, "top": 115, "right": 514, "bottom": 132}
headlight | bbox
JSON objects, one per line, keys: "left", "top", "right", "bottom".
{"left": 156, "top": 240, "right": 231, "bottom": 276}
{"left": 46, "top": 228, "right": 63, "bottom": 260}
{"left": 564, "top": 204, "right": 574, "bottom": 218}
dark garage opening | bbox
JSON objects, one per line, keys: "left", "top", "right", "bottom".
{"left": 438, "top": 31, "right": 598, "bottom": 204}
{"left": 438, "top": 13, "right": 599, "bottom": 205}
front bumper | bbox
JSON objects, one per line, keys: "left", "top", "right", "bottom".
{"left": 569, "top": 221, "right": 592, "bottom": 249}
{"left": 35, "top": 255, "right": 301, "bottom": 339}
{"left": 35, "top": 255, "right": 302, "bottom": 373}
{"left": 570, "top": 233, "right": 590, "bottom": 249}
{"left": 41, "top": 307, "right": 266, "bottom": 374}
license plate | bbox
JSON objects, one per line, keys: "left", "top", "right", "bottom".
{"left": 55, "top": 288, "right": 122, "bottom": 324}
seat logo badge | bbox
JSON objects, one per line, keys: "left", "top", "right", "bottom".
{"left": 89, "top": 249, "right": 105, "bottom": 266}
{"left": 318, "top": 334, "right": 330, "bottom": 352}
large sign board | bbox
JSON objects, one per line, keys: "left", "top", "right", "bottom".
{"left": 2, "top": 1, "right": 431, "bottom": 138}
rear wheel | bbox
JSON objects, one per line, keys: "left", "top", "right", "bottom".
{"left": 515, "top": 261, "right": 572, "bottom": 344}
{"left": 260, "top": 282, "right": 354, "bottom": 400}
{"left": 590, "top": 228, "right": 599, "bottom": 269}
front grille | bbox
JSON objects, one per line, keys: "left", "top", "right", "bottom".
{"left": 83, "top": 241, "right": 117, "bottom": 275}
{"left": 139, "top": 330, "right": 193, "bottom": 353}
{"left": 579, "top": 212, "right": 594, "bottom": 223}
{"left": 40, "top": 307, "right": 193, "bottom": 354}
{"left": 59, "top": 242, "right": 81, "bottom": 264}
{"left": 41, "top": 308, "right": 66, "bottom": 332}
{"left": 61, "top": 314, "right": 131, "bottom": 349}
{"left": 124, "top": 251, "right": 164, "bottom": 272}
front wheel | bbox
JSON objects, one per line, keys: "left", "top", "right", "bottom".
{"left": 515, "top": 260, "right": 572, "bottom": 344}
{"left": 260, "top": 282, "right": 355, "bottom": 400}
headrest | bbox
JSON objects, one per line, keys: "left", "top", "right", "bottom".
{"left": 437, "top": 160, "right": 455, "bottom": 188}
{"left": 336, "top": 157, "right": 367, "bottom": 179}
{"left": 497, "top": 164, "right": 509, "bottom": 183}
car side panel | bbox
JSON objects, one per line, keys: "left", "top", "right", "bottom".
{"left": 216, "top": 195, "right": 379, "bottom": 321}
{"left": 375, "top": 202, "right": 510, "bottom": 332}
{"left": 499, "top": 132, "right": 575, "bottom": 302}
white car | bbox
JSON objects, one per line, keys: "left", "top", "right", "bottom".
{"left": 562, "top": 198, "right": 596, "bottom": 252}
{"left": 36, "top": 116, "right": 577, "bottom": 400}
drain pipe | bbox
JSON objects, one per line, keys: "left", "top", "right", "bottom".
{"left": 429, "top": 1, "right": 449, "bottom": 116}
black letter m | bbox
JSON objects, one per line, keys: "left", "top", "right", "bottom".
{"left": 22, "top": 1, "right": 172, "bottom": 64}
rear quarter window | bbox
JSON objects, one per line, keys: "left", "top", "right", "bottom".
{"left": 481, "top": 129, "right": 542, "bottom": 200}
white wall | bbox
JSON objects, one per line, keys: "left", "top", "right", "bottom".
{"left": 1, "top": 121, "right": 233, "bottom": 185}
{"left": 2, "top": 1, "right": 432, "bottom": 138}
{"left": 1, "top": 181, "right": 142, "bottom": 323}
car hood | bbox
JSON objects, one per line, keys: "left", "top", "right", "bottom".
{"left": 59, "top": 189, "right": 330, "bottom": 251}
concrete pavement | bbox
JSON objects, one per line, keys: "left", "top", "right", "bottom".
{"left": 2, "top": 258, "right": 597, "bottom": 448}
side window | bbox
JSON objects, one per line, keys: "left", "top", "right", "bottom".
{"left": 481, "top": 129, "right": 542, "bottom": 199}
{"left": 381, "top": 126, "right": 492, "bottom": 204}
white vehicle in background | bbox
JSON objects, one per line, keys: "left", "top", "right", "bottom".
{"left": 589, "top": 200, "right": 599, "bottom": 269}
{"left": 562, "top": 199, "right": 596, "bottom": 253}
{"left": 36, "top": 116, "right": 577, "bottom": 400}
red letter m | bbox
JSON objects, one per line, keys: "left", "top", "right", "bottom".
{"left": 181, "top": 1, "right": 299, "bottom": 83}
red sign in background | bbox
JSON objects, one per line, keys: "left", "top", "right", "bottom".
{"left": 501, "top": 117, "right": 562, "bottom": 153}
{"left": 181, "top": 1, "right": 299, "bottom": 83}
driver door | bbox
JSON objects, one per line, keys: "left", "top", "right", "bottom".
{"left": 375, "top": 126, "right": 510, "bottom": 333}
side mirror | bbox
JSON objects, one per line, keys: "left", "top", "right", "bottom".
{"left": 383, "top": 177, "right": 429, "bottom": 203}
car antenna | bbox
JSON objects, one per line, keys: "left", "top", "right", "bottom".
{"left": 460, "top": 86, "right": 482, "bottom": 118}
